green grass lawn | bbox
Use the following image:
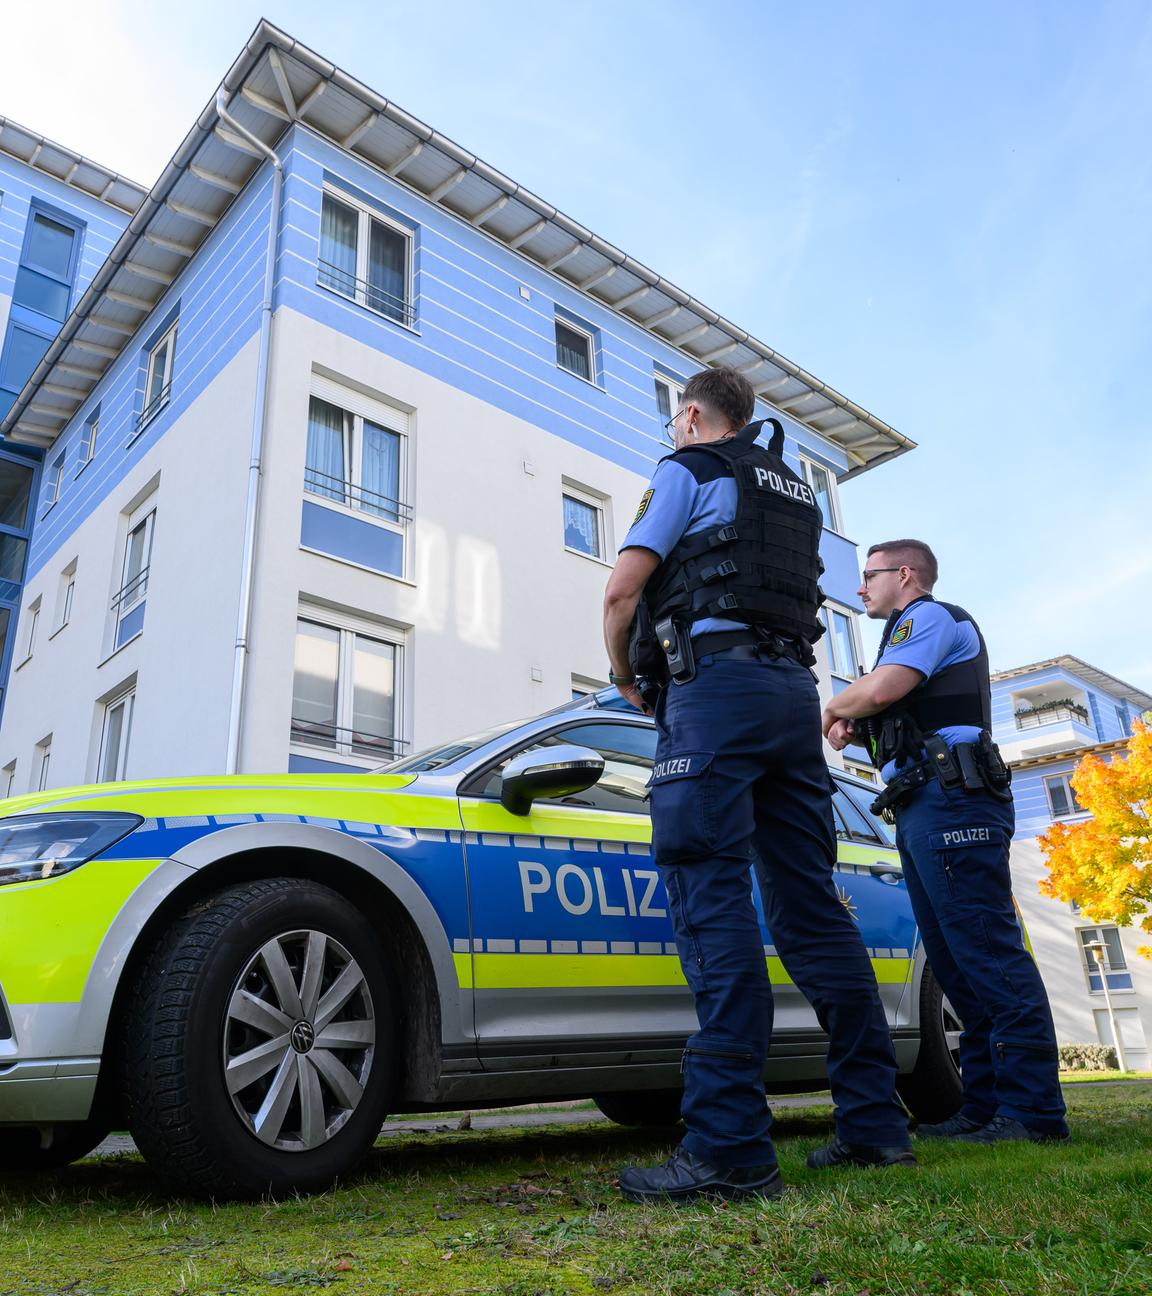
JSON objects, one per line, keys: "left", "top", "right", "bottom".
{"left": 1, "top": 1084, "right": 1150, "bottom": 1296}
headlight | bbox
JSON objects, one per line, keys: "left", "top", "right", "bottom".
{"left": 0, "top": 813, "right": 143, "bottom": 886}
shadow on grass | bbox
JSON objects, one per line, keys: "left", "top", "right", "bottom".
{"left": 0, "top": 1106, "right": 839, "bottom": 1207}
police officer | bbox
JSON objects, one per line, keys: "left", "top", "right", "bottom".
{"left": 823, "top": 540, "right": 1069, "bottom": 1143}
{"left": 602, "top": 367, "right": 912, "bottom": 1204}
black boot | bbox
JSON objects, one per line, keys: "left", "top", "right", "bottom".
{"left": 806, "top": 1137, "right": 916, "bottom": 1169}
{"left": 954, "top": 1115, "right": 1070, "bottom": 1144}
{"left": 619, "top": 1145, "right": 783, "bottom": 1203}
{"left": 915, "top": 1113, "right": 988, "bottom": 1139}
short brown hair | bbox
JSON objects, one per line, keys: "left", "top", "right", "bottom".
{"left": 867, "top": 538, "right": 939, "bottom": 589}
{"left": 682, "top": 365, "right": 755, "bottom": 431}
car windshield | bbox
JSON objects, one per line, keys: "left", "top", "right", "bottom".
{"left": 376, "top": 720, "right": 524, "bottom": 773}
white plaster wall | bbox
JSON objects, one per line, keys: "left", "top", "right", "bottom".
{"left": 0, "top": 336, "right": 259, "bottom": 788}
{"left": 1011, "top": 836, "right": 1152, "bottom": 1062}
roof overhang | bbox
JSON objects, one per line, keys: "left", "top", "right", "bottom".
{"left": 1, "top": 21, "right": 915, "bottom": 477}
{"left": 992, "top": 655, "right": 1152, "bottom": 713}
{"left": 0, "top": 116, "right": 148, "bottom": 216}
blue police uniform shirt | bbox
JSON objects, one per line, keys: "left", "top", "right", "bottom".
{"left": 874, "top": 599, "right": 983, "bottom": 780}
{"left": 620, "top": 449, "right": 744, "bottom": 636}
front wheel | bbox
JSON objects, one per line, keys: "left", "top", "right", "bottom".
{"left": 117, "top": 878, "right": 397, "bottom": 1198}
{"left": 896, "top": 963, "right": 963, "bottom": 1123}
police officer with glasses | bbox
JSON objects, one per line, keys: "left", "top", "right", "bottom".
{"left": 602, "top": 366, "right": 912, "bottom": 1204}
{"left": 823, "top": 540, "right": 1069, "bottom": 1144}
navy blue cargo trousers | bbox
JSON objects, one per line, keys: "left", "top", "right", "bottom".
{"left": 894, "top": 780, "right": 1068, "bottom": 1134}
{"left": 650, "top": 652, "right": 909, "bottom": 1169}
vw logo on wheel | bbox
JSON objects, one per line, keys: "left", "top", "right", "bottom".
{"left": 289, "top": 1020, "right": 316, "bottom": 1054}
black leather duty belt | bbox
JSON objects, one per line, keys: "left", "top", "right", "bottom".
{"left": 692, "top": 630, "right": 808, "bottom": 665}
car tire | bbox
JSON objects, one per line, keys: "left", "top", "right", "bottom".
{"left": 0, "top": 1120, "right": 111, "bottom": 1172}
{"left": 116, "top": 878, "right": 397, "bottom": 1198}
{"left": 593, "top": 1089, "right": 683, "bottom": 1128}
{"left": 896, "top": 963, "right": 964, "bottom": 1123}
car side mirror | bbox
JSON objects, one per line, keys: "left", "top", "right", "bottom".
{"left": 499, "top": 745, "right": 605, "bottom": 815}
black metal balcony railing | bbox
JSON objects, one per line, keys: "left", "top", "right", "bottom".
{"left": 136, "top": 383, "right": 171, "bottom": 431}
{"left": 1015, "top": 703, "right": 1091, "bottom": 731}
{"left": 317, "top": 259, "right": 415, "bottom": 328}
{"left": 304, "top": 469, "right": 413, "bottom": 526}
{"left": 290, "top": 717, "right": 409, "bottom": 760}
{"left": 111, "top": 565, "right": 150, "bottom": 613}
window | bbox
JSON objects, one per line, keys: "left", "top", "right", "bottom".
{"left": 44, "top": 452, "right": 64, "bottom": 511}
{"left": 1116, "top": 705, "right": 1131, "bottom": 738}
{"left": 562, "top": 485, "right": 605, "bottom": 560}
{"left": 572, "top": 674, "right": 607, "bottom": 701}
{"left": 0, "top": 459, "right": 33, "bottom": 530}
{"left": 830, "top": 777, "right": 892, "bottom": 845}
{"left": 0, "top": 536, "right": 28, "bottom": 587}
{"left": 1045, "top": 772, "right": 1084, "bottom": 819}
{"left": 0, "top": 608, "right": 10, "bottom": 673}
{"left": 654, "top": 375, "right": 683, "bottom": 421}
{"left": 305, "top": 395, "right": 407, "bottom": 525}
{"left": 555, "top": 318, "right": 594, "bottom": 382}
{"left": 21, "top": 598, "right": 40, "bottom": 662}
{"left": 79, "top": 406, "right": 100, "bottom": 467}
{"left": 291, "top": 616, "right": 403, "bottom": 760}
{"left": 800, "top": 457, "right": 841, "bottom": 531}
{"left": 14, "top": 208, "right": 81, "bottom": 322}
{"left": 112, "top": 507, "right": 155, "bottom": 649}
{"left": 35, "top": 737, "right": 51, "bottom": 793}
{"left": 139, "top": 324, "right": 177, "bottom": 428}
{"left": 318, "top": 192, "right": 413, "bottom": 326}
{"left": 474, "top": 720, "right": 658, "bottom": 814}
{"left": 1078, "top": 926, "right": 1133, "bottom": 994}
{"left": 844, "top": 759, "right": 879, "bottom": 786}
{"left": 55, "top": 560, "right": 77, "bottom": 631}
{"left": 820, "top": 605, "right": 861, "bottom": 679}
{"left": 0, "top": 322, "right": 53, "bottom": 402}
{"left": 97, "top": 689, "right": 135, "bottom": 783}
{"left": 2, "top": 762, "right": 15, "bottom": 799}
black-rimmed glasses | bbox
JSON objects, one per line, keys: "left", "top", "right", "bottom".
{"left": 861, "top": 567, "right": 902, "bottom": 584}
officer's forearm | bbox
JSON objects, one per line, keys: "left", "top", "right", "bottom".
{"left": 603, "top": 590, "right": 640, "bottom": 677}
{"left": 825, "top": 665, "right": 920, "bottom": 719}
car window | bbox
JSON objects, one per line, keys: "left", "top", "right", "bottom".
{"left": 830, "top": 778, "right": 884, "bottom": 844}
{"left": 839, "top": 778, "right": 897, "bottom": 846}
{"left": 380, "top": 720, "right": 523, "bottom": 772}
{"left": 474, "top": 721, "right": 657, "bottom": 814}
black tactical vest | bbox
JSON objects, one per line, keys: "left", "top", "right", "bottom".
{"left": 864, "top": 595, "right": 992, "bottom": 767}
{"left": 642, "top": 419, "right": 825, "bottom": 647}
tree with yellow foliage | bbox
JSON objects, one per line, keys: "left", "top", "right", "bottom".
{"left": 1040, "top": 719, "right": 1152, "bottom": 958}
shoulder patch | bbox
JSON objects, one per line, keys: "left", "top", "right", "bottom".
{"left": 889, "top": 617, "right": 914, "bottom": 646}
{"left": 633, "top": 488, "right": 654, "bottom": 524}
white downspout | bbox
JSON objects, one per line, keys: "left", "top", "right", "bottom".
{"left": 218, "top": 88, "right": 284, "bottom": 775}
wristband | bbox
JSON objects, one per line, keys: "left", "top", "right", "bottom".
{"left": 608, "top": 671, "right": 635, "bottom": 687}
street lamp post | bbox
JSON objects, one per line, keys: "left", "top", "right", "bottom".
{"left": 1086, "top": 940, "right": 1129, "bottom": 1073}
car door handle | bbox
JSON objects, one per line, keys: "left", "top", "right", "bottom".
{"left": 867, "top": 861, "right": 904, "bottom": 879}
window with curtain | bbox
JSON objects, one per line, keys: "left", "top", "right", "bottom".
{"left": 318, "top": 192, "right": 412, "bottom": 325}
{"left": 305, "top": 397, "right": 348, "bottom": 503}
{"left": 563, "top": 493, "right": 601, "bottom": 558}
{"left": 555, "top": 320, "right": 593, "bottom": 381}
{"left": 305, "top": 394, "right": 407, "bottom": 528}
{"left": 360, "top": 421, "right": 401, "bottom": 521}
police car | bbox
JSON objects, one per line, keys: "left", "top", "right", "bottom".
{"left": 0, "top": 691, "right": 961, "bottom": 1196}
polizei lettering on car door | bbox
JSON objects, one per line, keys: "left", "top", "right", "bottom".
{"left": 518, "top": 860, "right": 667, "bottom": 918}
{"left": 753, "top": 466, "right": 815, "bottom": 506}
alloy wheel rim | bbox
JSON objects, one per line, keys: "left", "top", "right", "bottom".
{"left": 940, "top": 992, "right": 962, "bottom": 1078}
{"left": 222, "top": 929, "right": 375, "bottom": 1151}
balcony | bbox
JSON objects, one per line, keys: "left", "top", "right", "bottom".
{"left": 317, "top": 259, "right": 415, "bottom": 329}
{"left": 1015, "top": 701, "right": 1091, "bottom": 731}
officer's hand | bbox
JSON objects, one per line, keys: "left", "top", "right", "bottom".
{"left": 618, "top": 681, "right": 653, "bottom": 715}
{"left": 825, "top": 717, "right": 855, "bottom": 751}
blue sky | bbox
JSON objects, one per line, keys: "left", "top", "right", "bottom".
{"left": 7, "top": 1, "right": 1151, "bottom": 687}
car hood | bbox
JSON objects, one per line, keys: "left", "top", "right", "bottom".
{"left": 0, "top": 771, "right": 421, "bottom": 821}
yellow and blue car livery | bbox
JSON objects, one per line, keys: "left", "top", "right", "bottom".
{"left": 0, "top": 691, "right": 956, "bottom": 1196}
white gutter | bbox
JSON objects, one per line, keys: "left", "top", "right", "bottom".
{"left": 216, "top": 87, "right": 283, "bottom": 775}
